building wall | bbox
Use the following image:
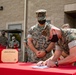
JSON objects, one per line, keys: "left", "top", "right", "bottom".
{"left": 27, "top": 0, "right": 76, "bottom": 29}
{"left": 0, "top": 0, "right": 24, "bottom": 30}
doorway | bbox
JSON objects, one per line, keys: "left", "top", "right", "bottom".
{"left": 7, "top": 24, "right": 23, "bottom": 49}
{"left": 64, "top": 12, "right": 76, "bottom": 28}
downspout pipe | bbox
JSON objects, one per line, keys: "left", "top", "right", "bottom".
{"left": 23, "top": 0, "right": 28, "bottom": 61}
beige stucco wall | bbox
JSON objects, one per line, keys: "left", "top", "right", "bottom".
{"left": 27, "top": 0, "right": 76, "bottom": 29}
{"left": 0, "top": 0, "right": 24, "bottom": 30}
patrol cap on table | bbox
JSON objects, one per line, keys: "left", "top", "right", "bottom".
{"left": 36, "top": 9, "right": 47, "bottom": 21}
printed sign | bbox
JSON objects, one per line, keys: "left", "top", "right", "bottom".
{"left": 1, "top": 49, "right": 18, "bottom": 63}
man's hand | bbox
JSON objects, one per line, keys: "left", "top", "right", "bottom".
{"left": 37, "top": 59, "right": 56, "bottom": 67}
{"left": 35, "top": 50, "right": 46, "bottom": 58}
{"left": 46, "top": 59, "right": 56, "bottom": 67}
{"left": 37, "top": 59, "right": 49, "bottom": 66}
{"left": 37, "top": 61, "right": 44, "bottom": 66}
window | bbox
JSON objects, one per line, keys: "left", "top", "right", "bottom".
{"left": 8, "top": 24, "right": 22, "bottom": 29}
{"left": 8, "top": 24, "right": 22, "bottom": 48}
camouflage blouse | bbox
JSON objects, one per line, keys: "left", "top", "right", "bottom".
{"left": 27, "top": 23, "right": 53, "bottom": 62}
{"left": 0, "top": 35, "right": 8, "bottom": 47}
{"left": 57, "top": 28, "right": 76, "bottom": 55}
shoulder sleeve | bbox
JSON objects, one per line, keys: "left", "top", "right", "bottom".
{"left": 27, "top": 26, "right": 35, "bottom": 39}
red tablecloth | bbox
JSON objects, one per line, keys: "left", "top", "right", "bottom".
{"left": 0, "top": 63, "right": 76, "bottom": 75}
{"left": 0, "top": 47, "right": 6, "bottom": 63}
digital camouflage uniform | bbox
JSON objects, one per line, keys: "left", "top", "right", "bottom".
{"left": 57, "top": 28, "right": 76, "bottom": 65}
{"left": 0, "top": 35, "right": 8, "bottom": 48}
{"left": 57, "top": 29, "right": 76, "bottom": 54}
{"left": 27, "top": 23, "right": 53, "bottom": 62}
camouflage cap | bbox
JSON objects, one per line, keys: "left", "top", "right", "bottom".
{"left": 36, "top": 9, "right": 46, "bottom": 20}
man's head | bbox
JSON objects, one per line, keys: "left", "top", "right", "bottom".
{"left": 1, "top": 30, "right": 5, "bottom": 36}
{"left": 12, "top": 36, "right": 16, "bottom": 41}
{"left": 36, "top": 9, "right": 47, "bottom": 24}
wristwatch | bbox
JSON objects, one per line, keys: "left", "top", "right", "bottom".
{"left": 54, "top": 61, "right": 59, "bottom": 67}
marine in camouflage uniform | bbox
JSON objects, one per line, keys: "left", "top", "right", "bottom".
{"left": 56, "top": 28, "right": 76, "bottom": 65}
{"left": 27, "top": 9, "right": 53, "bottom": 63}
{"left": 9, "top": 36, "right": 19, "bottom": 49}
{"left": 0, "top": 30, "right": 8, "bottom": 48}
{"left": 57, "top": 28, "right": 76, "bottom": 55}
{"left": 27, "top": 23, "right": 53, "bottom": 62}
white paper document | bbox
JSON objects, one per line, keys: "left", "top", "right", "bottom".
{"left": 31, "top": 65, "right": 48, "bottom": 69}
